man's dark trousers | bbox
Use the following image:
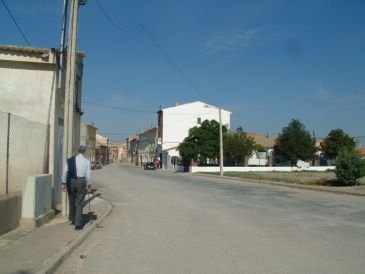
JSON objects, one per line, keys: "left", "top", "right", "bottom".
{"left": 68, "top": 178, "right": 86, "bottom": 227}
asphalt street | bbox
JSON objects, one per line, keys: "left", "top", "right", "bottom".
{"left": 55, "top": 164, "right": 365, "bottom": 274}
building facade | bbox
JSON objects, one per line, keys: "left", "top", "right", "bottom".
{"left": 138, "top": 127, "right": 158, "bottom": 165}
{"left": 0, "top": 44, "right": 84, "bottom": 234}
{"left": 80, "top": 121, "right": 97, "bottom": 161}
{"left": 157, "top": 101, "right": 231, "bottom": 171}
{"left": 96, "top": 133, "right": 109, "bottom": 165}
{"left": 126, "top": 135, "right": 139, "bottom": 165}
{"left": 109, "top": 141, "right": 127, "bottom": 163}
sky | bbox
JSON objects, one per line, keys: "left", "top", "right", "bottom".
{"left": 1, "top": 0, "right": 365, "bottom": 144}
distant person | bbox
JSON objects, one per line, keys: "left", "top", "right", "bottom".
{"left": 155, "top": 158, "right": 161, "bottom": 169}
{"left": 62, "top": 145, "right": 92, "bottom": 230}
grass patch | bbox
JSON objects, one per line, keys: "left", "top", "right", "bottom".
{"left": 202, "top": 171, "right": 365, "bottom": 186}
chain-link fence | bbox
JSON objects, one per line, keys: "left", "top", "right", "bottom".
{"left": 0, "top": 111, "right": 49, "bottom": 195}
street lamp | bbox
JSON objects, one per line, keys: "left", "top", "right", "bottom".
{"left": 204, "top": 105, "right": 224, "bottom": 176}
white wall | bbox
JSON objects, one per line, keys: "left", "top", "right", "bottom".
{"left": 0, "top": 53, "right": 58, "bottom": 126}
{"left": 0, "top": 49, "right": 59, "bottom": 200}
{"left": 0, "top": 46, "right": 84, "bottom": 208}
{"left": 138, "top": 127, "right": 157, "bottom": 164}
{"left": 162, "top": 101, "right": 231, "bottom": 151}
{"left": 190, "top": 166, "right": 336, "bottom": 173}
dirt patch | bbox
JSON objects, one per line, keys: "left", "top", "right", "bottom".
{"left": 219, "top": 171, "right": 365, "bottom": 186}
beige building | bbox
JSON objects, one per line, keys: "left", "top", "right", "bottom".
{"left": 109, "top": 142, "right": 127, "bottom": 163}
{"left": 127, "top": 135, "right": 139, "bottom": 165}
{"left": 80, "top": 121, "right": 97, "bottom": 161}
{"left": 96, "top": 133, "right": 109, "bottom": 165}
{"left": 0, "top": 44, "right": 84, "bottom": 235}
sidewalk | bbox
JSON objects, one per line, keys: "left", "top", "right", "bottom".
{"left": 0, "top": 197, "right": 112, "bottom": 274}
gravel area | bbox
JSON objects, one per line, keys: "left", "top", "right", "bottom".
{"left": 222, "top": 171, "right": 365, "bottom": 185}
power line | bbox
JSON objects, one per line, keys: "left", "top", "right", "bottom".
{"left": 123, "top": 3, "right": 203, "bottom": 99}
{"left": 95, "top": 0, "right": 204, "bottom": 99}
{"left": 1, "top": 0, "right": 31, "bottom": 46}
{"left": 84, "top": 101, "right": 155, "bottom": 113}
{"left": 84, "top": 101, "right": 217, "bottom": 116}
{"left": 95, "top": 0, "right": 140, "bottom": 32}
{"left": 99, "top": 132, "right": 132, "bottom": 136}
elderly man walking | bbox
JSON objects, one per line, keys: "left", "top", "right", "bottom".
{"left": 62, "top": 145, "right": 92, "bottom": 230}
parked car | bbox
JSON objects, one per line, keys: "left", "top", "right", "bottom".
{"left": 144, "top": 162, "right": 156, "bottom": 170}
{"left": 91, "top": 161, "right": 102, "bottom": 170}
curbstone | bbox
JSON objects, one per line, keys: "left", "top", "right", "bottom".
{"left": 36, "top": 197, "right": 113, "bottom": 274}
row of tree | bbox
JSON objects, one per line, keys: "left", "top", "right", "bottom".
{"left": 178, "top": 119, "right": 356, "bottom": 166}
{"left": 178, "top": 118, "right": 364, "bottom": 185}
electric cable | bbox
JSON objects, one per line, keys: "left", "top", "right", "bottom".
{"left": 95, "top": 0, "right": 204, "bottom": 100}
{"left": 95, "top": 0, "right": 141, "bottom": 32}
{"left": 84, "top": 101, "right": 155, "bottom": 113}
{"left": 1, "top": 0, "right": 31, "bottom": 46}
{"left": 84, "top": 101, "right": 217, "bottom": 116}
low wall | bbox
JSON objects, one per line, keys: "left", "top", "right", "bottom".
{"left": 0, "top": 192, "right": 22, "bottom": 236}
{"left": 190, "top": 166, "right": 336, "bottom": 173}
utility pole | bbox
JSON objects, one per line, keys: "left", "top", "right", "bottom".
{"left": 205, "top": 104, "right": 224, "bottom": 176}
{"left": 219, "top": 108, "right": 224, "bottom": 176}
{"left": 58, "top": 0, "right": 68, "bottom": 90}
{"left": 62, "top": 0, "right": 80, "bottom": 216}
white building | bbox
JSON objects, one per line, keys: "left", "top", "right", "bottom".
{"left": 138, "top": 127, "right": 158, "bottom": 165}
{"left": 0, "top": 44, "right": 84, "bottom": 202}
{"left": 157, "top": 101, "right": 231, "bottom": 171}
{"left": 0, "top": 44, "right": 84, "bottom": 234}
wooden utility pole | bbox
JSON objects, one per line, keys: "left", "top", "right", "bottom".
{"left": 62, "top": 0, "right": 80, "bottom": 216}
{"left": 219, "top": 108, "right": 224, "bottom": 176}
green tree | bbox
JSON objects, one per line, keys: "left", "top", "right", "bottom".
{"left": 274, "top": 119, "right": 316, "bottom": 166}
{"left": 254, "top": 144, "right": 266, "bottom": 152}
{"left": 321, "top": 129, "right": 355, "bottom": 159}
{"left": 224, "top": 130, "right": 256, "bottom": 159}
{"left": 336, "top": 149, "right": 364, "bottom": 186}
{"left": 178, "top": 120, "right": 227, "bottom": 165}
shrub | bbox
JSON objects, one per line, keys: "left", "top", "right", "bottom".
{"left": 361, "top": 158, "right": 365, "bottom": 178}
{"left": 335, "top": 150, "right": 364, "bottom": 186}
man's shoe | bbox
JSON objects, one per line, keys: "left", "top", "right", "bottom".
{"left": 75, "top": 226, "right": 82, "bottom": 230}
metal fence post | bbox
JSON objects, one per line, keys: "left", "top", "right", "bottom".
{"left": 5, "top": 113, "right": 10, "bottom": 194}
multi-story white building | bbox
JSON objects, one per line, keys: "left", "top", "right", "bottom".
{"left": 157, "top": 101, "right": 231, "bottom": 171}
{"left": 138, "top": 127, "right": 158, "bottom": 165}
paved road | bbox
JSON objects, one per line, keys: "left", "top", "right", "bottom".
{"left": 56, "top": 164, "right": 365, "bottom": 274}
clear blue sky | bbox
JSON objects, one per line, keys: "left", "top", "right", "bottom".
{"left": 1, "top": 0, "right": 364, "bottom": 143}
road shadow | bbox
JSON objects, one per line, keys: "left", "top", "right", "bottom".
{"left": 81, "top": 212, "right": 98, "bottom": 228}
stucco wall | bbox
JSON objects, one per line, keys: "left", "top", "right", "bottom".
{"left": 190, "top": 166, "right": 336, "bottom": 173}
{"left": 138, "top": 127, "right": 157, "bottom": 163}
{"left": 0, "top": 58, "right": 58, "bottom": 126}
{"left": 80, "top": 122, "right": 97, "bottom": 161}
{"left": 162, "top": 101, "right": 231, "bottom": 151}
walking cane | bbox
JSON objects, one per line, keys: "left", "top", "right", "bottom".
{"left": 88, "top": 193, "right": 93, "bottom": 224}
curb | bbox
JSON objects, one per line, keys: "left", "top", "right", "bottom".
{"left": 193, "top": 173, "right": 365, "bottom": 197}
{"left": 36, "top": 197, "right": 113, "bottom": 274}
